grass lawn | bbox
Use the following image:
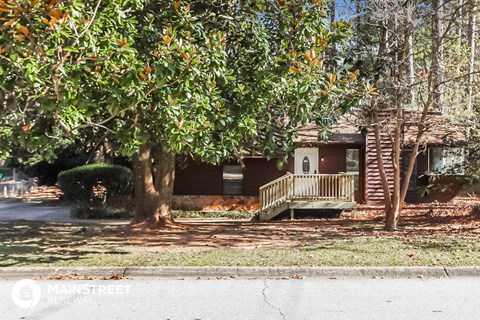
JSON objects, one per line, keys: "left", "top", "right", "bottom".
{"left": 3, "top": 236, "right": 478, "bottom": 268}
{"left": 2, "top": 201, "right": 480, "bottom": 267}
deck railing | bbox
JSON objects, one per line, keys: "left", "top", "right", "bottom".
{"left": 259, "top": 173, "right": 355, "bottom": 212}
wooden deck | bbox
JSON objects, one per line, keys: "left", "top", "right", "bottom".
{"left": 259, "top": 173, "right": 356, "bottom": 221}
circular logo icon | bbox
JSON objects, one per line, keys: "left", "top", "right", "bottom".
{"left": 11, "top": 279, "right": 41, "bottom": 309}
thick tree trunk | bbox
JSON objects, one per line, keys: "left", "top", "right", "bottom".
{"left": 132, "top": 145, "right": 159, "bottom": 223}
{"left": 152, "top": 148, "right": 176, "bottom": 226}
{"left": 132, "top": 145, "right": 176, "bottom": 226}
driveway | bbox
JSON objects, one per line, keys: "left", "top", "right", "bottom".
{"left": 0, "top": 202, "right": 71, "bottom": 221}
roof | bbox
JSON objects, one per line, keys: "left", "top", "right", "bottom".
{"left": 403, "top": 111, "right": 466, "bottom": 145}
{"left": 294, "top": 113, "right": 363, "bottom": 144}
{"left": 294, "top": 110, "right": 466, "bottom": 145}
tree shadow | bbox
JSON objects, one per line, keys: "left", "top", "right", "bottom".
{"left": 0, "top": 220, "right": 128, "bottom": 267}
{"left": 2, "top": 199, "right": 479, "bottom": 266}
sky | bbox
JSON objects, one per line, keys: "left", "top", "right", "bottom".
{"left": 336, "top": 0, "right": 358, "bottom": 20}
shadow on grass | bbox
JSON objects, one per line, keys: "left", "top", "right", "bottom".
{"left": 0, "top": 221, "right": 128, "bottom": 267}
{"left": 2, "top": 205, "right": 480, "bottom": 267}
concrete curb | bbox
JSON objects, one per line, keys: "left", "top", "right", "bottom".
{"left": 444, "top": 266, "right": 480, "bottom": 277}
{"left": 123, "top": 266, "right": 448, "bottom": 278}
{"left": 1, "top": 266, "right": 480, "bottom": 280}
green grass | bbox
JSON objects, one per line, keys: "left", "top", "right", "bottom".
{"left": 2, "top": 234, "right": 480, "bottom": 268}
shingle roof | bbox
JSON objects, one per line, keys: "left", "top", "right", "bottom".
{"left": 403, "top": 111, "right": 466, "bottom": 144}
{"left": 293, "top": 113, "right": 362, "bottom": 144}
{"left": 293, "top": 110, "right": 466, "bottom": 145}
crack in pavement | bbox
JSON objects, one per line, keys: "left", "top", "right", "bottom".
{"left": 443, "top": 268, "right": 450, "bottom": 278}
{"left": 262, "top": 280, "right": 287, "bottom": 320}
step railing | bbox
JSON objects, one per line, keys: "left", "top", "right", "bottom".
{"left": 259, "top": 173, "right": 356, "bottom": 212}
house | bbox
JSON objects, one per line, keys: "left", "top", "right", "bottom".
{"left": 173, "top": 109, "right": 466, "bottom": 219}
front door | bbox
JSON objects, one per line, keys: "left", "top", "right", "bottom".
{"left": 294, "top": 148, "right": 318, "bottom": 174}
{"left": 294, "top": 148, "right": 319, "bottom": 198}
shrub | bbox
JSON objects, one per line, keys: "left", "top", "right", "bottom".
{"left": 58, "top": 164, "right": 133, "bottom": 218}
{"left": 70, "top": 204, "right": 132, "bottom": 219}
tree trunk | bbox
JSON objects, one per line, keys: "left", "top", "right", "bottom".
{"left": 467, "top": 0, "right": 476, "bottom": 113}
{"left": 431, "top": 0, "right": 444, "bottom": 111}
{"left": 326, "top": 0, "right": 337, "bottom": 69}
{"left": 132, "top": 145, "right": 159, "bottom": 223}
{"left": 385, "top": 203, "right": 401, "bottom": 231}
{"left": 152, "top": 148, "right": 176, "bottom": 226}
{"left": 132, "top": 145, "right": 176, "bottom": 226}
{"left": 406, "top": 4, "right": 415, "bottom": 105}
{"left": 382, "top": 0, "right": 415, "bottom": 231}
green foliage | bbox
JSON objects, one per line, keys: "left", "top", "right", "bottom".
{"left": 0, "top": 0, "right": 367, "bottom": 167}
{"left": 464, "top": 115, "right": 480, "bottom": 183}
{"left": 21, "top": 140, "right": 91, "bottom": 185}
{"left": 57, "top": 163, "right": 133, "bottom": 208}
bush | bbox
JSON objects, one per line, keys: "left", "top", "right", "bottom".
{"left": 58, "top": 164, "right": 133, "bottom": 218}
{"left": 70, "top": 203, "right": 132, "bottom": 219}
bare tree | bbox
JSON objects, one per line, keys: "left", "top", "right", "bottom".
{"left": 431, "top": 0, "right": 444, "bottom": 111}
{"left": 467, "top": 0, "right": 477, "bottom": 112}
{"left": 355, "top": 0, "right": 473, "bottom": 230}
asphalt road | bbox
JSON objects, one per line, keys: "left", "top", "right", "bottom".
{"left": 0, "top": 202, "right": 71, "bottom": 221}
{"left": 1, "top": 278, "right": 479, "bottom": 320}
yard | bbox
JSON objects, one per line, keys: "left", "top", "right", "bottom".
{"left": 1, "top": 197, "right": 480, "bottom": 268}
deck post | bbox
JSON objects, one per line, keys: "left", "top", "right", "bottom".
{"left": 290, "top": 208, "right": 295, "bottom": 220}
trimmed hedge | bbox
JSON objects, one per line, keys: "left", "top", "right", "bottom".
{"left": 58, "top": 164, "right": 133, "bottom": 218}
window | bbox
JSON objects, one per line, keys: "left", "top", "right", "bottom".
{"left": 223, "top": 165, "right": 243, "bottom": 195}
{"left": 428, "top": 147, "right": 464, "bottom": 174}
{"left": 346, "top": 149, "right": 360, "bottom": 173}
{"left": 403, "top": 151, "right": 417, "bottom": 191}
{"left": 346, "top": 149, "right": 360, "bottom": 192}
{"left": 302, "top": 156, "right": 310, "bottom": 174}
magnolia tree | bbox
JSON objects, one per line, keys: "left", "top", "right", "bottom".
{"left": 0, "top": 0, "right": 368, "bottom": 226}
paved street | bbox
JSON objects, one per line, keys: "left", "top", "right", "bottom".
{"left": 0, "top": 203, "right": 71, "bottom": 221}
{"left": 0, "top": 203, "right": 126, "bottom": 224}
{"left": 1, "top": 278, "right": 479, "bottom": 319}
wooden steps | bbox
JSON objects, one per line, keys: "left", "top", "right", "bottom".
{"left": 258, "top": 173, "right": 357, "bottom": 221}
{"left": 259, "top": 202, "right": 289, "bottom": 222}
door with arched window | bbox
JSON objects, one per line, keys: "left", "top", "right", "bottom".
{"left": 294, "top": 148, "right": 318, "bottom": 174}
{"left": 294, "top": 148, "right": 319, "bottom": 197}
